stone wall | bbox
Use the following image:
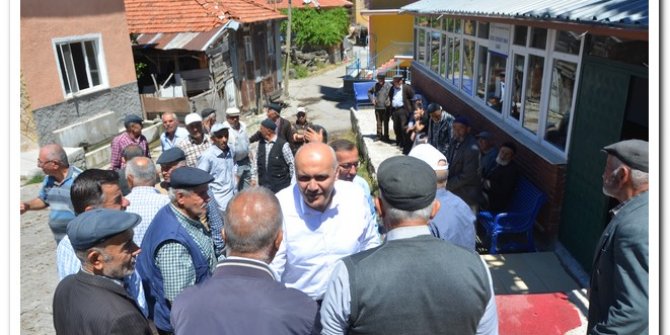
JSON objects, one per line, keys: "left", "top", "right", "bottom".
{"left": 32, "top": 82, "right": 142, "bottom": 146}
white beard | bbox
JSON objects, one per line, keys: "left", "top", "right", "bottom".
{"left": 496, "top": 156, "right": 511, "bottom": 166}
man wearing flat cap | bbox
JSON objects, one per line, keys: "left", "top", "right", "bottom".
{"left": 252, "top": 118, "right": 295, "bottom": 193}
{"left": 250, "top": 103, "right": 294, "bottom": 150}
{"left": 426, "top": 102, "right": 455, "bottom": 158}
{"left": 446, "top": 115, "right": 481, "bottom": 211}
{"left": 389, "top": 74, "right": 415, "bottom": 152}
{"left": 587, "top": 139, "right": 649, "bottom": 335}
{"left": 223, "top": 107, "right": 254, "bottom": 191}
{"left": 176, "top": 113, "right": 211, "bottom": 167}
{"left": 53, "top": 209, "right": 153, "bottom": 335}
{"left": 200, "top": 107, "right": 217, "bottom": 135}
{"left": 320, "top": 155, "right": 498, "bottom": 335}
{"left": 110, "top": 114, "right": 150, "bottom": 170}
{"left": 367, "top": 72, "right": 392, "bottom": 141}
{"left": 137, "top": 167, "right": 218, "bottom": 334}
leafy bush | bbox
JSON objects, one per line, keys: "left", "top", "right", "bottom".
{"left": 281, "top": 8, "right": 349, "bottom": 48}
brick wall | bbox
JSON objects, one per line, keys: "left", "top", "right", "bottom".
{"left": 412, "top": 69, "right": 567, "bottom": 241}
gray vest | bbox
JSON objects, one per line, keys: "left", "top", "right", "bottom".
{"left": 343, "top": 235, "right": 491, "bottom": 335}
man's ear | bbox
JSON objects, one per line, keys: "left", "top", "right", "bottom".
{"left": 87, "top": 249, "right": 105, "bottom": 271}
{"left": 429, "top": 200, "right": 440, "bottom": 220}
{"left": 274, "top": 229, "right": 283, "bottom": 250}
{"left": 374, "top": 196, "right": 384, "bottom": 218}
{"left": 220, "top": 228, "right": 226, "bottom": 244}
{"left": 126, "top": 174, "right": 134, "bottom": 188}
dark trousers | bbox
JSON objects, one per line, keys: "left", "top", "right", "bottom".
{"left": 392, "top": 107, "right": 409, "bottom": 148}
{"left": 375, "top": 108, "right": 390, "bottom": 139}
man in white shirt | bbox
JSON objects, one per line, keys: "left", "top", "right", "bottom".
{"left": 160, "top": 112, "right": 189, "bottom": 151}
{"left": 222, "top": 107, "right": 253, "bottom": 191}
{"left": 270, "top": 142, "right": 381, "bottom": 301}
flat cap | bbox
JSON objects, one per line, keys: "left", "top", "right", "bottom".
{"left": 157, "top": 147, "right": 186, "bottom": 165}
{"left": 476, "top": 131, "right": 492, "bottom": 140}
{"left": 411, "top": 94, "right": 423, "bottom": 101}
{"left": 210, "top": 122, "right": 230, "bottom": 135}
{"left": 184, "top": 113, "right": 203, "bottom": 126}
{"left": 426, "top": 103, "right": 442, "bottom": 114}
{"left": 454, "top": 116, "right": 470, "bottom": 126}
{"left": 264, "top": 103, "right": 283, "bottom": 114}
{"left": 376, "top": 72, "right": 386, "bottom": 78}
{"left": 169, "top": 167, "right": 214, "bottom": 189}
{"left": 378, "top": 155, "right": 436, "bottom": 211}
{"left": 124, "top": 114, "right": 144, "bottom": 128}
{"left": 602, "top": 139, "right": 648, "bottom": 173}
{"left": 392, "top": 74, "right": 403, "bottom": 80}
{"left": 409, "top": 144, "right": 448, "bottom": 171}
{"left": 226, "top": 107, "right": 240, "bottom": 117}
{"left": 67, "top": 209, "right": 141, "bottom": 250}
{"left": 201, "top": 108, "right": 217, "bottom": 119}
{"left": 261, "top": 118, "right": 277, "bottom": 131}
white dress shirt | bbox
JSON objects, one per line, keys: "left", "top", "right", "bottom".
{"left": 270, "top": 180, "right": 381, "bottom": 300}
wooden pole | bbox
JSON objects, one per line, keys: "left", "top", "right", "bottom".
{"left": 283, "top": 0, "right": 292, "bottom": 99}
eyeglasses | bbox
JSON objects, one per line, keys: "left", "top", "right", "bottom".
{"left": 339, "top": 162, "right": 359, "bottom": 170}
{"left": 37, "top": 159, "right": 58, "bottom": 167}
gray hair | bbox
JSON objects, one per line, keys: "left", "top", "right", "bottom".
{"left": 122, "top": 144, "right": 144, "bottom": 161}
{"left": 630, "top": 168, "right": 649, "bottom": 190}
{"left": 126, "top": 157, "right": 157, "bottom": 186}
{"left": 43, "top": 143, "right": 69, "bottom": 167}
{"left": 223, "top": 187, "right": 283, "bottom": 259}
{"left": 75, "top": 247, "right": 111, "bottom": 265}
{"left": 435, "top": 169, "right": 449, "bottom": 186}
{"left": 379, "top": 193, "right": 434, "bottom": 227}
{"left": 168, "top": 187, "right": 193, "bottom": 203}
{"left": 161, "top": 112, "right": 177, "bottom": 121}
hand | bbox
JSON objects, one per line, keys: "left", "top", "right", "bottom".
{"left": 305, "top": 127, "right": 324, "bottom": 143}
{"left": 20, "top": 202, "right": 27, "bottom": 215}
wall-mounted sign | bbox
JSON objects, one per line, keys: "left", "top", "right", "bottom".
{"left": 489, "top": 23, "right": 511, "bottom": 55}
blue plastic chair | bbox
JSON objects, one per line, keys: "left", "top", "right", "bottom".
{"left": 477, "top": 176, "right": 547, "bottom": 254}
{"left": 353, "top": 81, "right": 376, "bottom": 110}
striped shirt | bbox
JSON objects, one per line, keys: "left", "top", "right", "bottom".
{"left": 125, "top": 186, "right": 170, "bottom": 245}
{"left": 155, "top": 204, "right": 216, "bottom": 301}
{"left": 110, "top": 132, "right": 150, "bottom": 170}
{"left": 39, "top": 166, "right": 82, "bottom": 243}
{"left": 176, "top": 136, "right": 211, "bottom": 167}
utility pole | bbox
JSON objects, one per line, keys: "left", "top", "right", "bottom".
{"left": 283, "top": 0, "right": 292, "bottom": 99}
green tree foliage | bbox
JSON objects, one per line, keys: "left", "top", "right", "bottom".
{"left": 281, "top": 8, "right": 349, "bottom": 48}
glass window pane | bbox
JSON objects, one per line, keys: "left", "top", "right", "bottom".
{"left": 554, "top": 30, "right": 581, "bottom": 55}
{"left": 449, "top": 37, "right": 461, "bottom": 86}
{"left": 61, "top": 44, "right": 80, "bottom": 93}
{"left": 545, "top": 60, "right": 577, "bottom": 150}
{"left": 530, "top": 27, "right": 547, "bottom": 49}
{"left": 462, "top": 39, "right": 475, "bottom": 94}
{"left": 464, "top": 20, "right": 475, "bottom": 36}
{"left": 417, "top": 30, "right": 426, "bottom": 63}
{"left": 447, "top": 18, "right": 454, "bottom": 32}
{"left": 478, "top": 22, "right": 489, "bottom": 39}
{"left": 513, "top": 26, "right": 527, "bottom": 46}
{"left": 486, "top": 52, "right": 507, "bottom": 113}
{"left": 418, "top": 16, "right": 429, "bottom": 27}
{"left": 523, "top": 55, "right": 544, "bottom": 133}
{"left": 56, "top": 46, "right": 71, "bottom": 94}
{"left": 84, "top": 41, "right": 100, "bottom": 86}
{"left": 587, "top": 35, "right": 648, "bottom": 67}
{"left": 440, "top": 34, "right": 448, "bottom": 77}
{"left": 430, "top": 32, "right": 440, "bottom": 72}
{"left": 454, "top": 19, "right": 462, "bottom": 33}
{"left": 476, "top": 46, "right": 488, "bottom": 100}
{"left": 510, "top": 54, "right": 525, "bottom": 120}
{"left": 431, "top": 17, "right": 441, "bottom": 29}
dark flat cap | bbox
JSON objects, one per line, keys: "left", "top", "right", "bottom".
{"left": 264, "top": 103, "right": 283, "bottom": 114}
{"left": 411, "top": 94, "right": 423, "bottom": 101}
{"left": 124, "top": 114, "right": 144, "bottom": 128}
{"left": 378, "top": 155, "right": 436, "bottom": 211}
{"left": 157, "top": 147, "right": 186, "bottom": 165}
{"left": 169, "top": 167, "right": 214, "bottom": 188}
{"left": 67, "top": 209, "right": 141, "bottom": 250}
{"left": 602, "top": 139, "right": 648, "bottom": 173}
{"left": 426, "top": 103, "right": 442, "bottom": 114}
{"left": 476, "top": 131, "right": 492, "bottom": 140}
{"left": 261, "top": 118, "right": 277, "bottom": 131}
{"left": 201, "top": 108, "right": 216, "bottom": 118}
{"left": 454, "top": 116, "right": 470, "bottom": 126}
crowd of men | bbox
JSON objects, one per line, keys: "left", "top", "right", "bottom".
{"left": 20, "top": 98, "right": 649, "bottom": 334}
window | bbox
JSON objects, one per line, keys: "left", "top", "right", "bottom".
{"left": 53, "top": 35, "right": 107, "bottom": 97}
{"left": 266, "top": 22, "right": 275, "bottom": 55}
{"left": 244, "top": 35, "right": 254, "bottom": 61}
{"left": 414, "top": 17, "right": 585, "bottom": 157}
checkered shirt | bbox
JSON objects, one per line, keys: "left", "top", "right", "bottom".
{"left": 125, "top": 186, "right": 170, "bottom": 245}
{"left": 110, "top": 132, "right": 150, "bottom": 170}
{"left": 155, "top": 204, "right": 216, "bottom": 301}
{"left": 176, "top": 136, "right": 211, "bottom": 167}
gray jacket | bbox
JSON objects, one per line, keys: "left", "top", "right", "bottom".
{"left": 368, "top": 81, "right": 392, "bottom": 109}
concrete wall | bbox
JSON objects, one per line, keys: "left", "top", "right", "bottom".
{"left": 411, "top": 67, "right": 567, "bottom": 242}
{"left": 32, "top": 82, "right": 142, "bottom": 146}
{"left": 21, "top": 0, "right": 137, "bottom": 109}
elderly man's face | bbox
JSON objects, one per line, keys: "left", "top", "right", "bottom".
{"left": 266, "top": 108, "right": 279, "bottom": 121}
{"left": 162, "top": 114, "right": 178, "bottom": 133}
{"left": 128, "top": 123, "right": 143, "bottom": 138}
{"left": 186, "top": 122, "right": 204, "bottom": 141}
{"left": 160, "top": 161, "right": 183, "bottom": 182}
{"left": 226, "top": 115, "right": 240, "bottom": 128}
{"left": 602, "top": 155, "right": 624, "bottom": 198}
{"left": 296, "top": 147, "right": 338, "bottom": 211}
{"left": 177, "top": 184, "right": 210, "bottom": 220}
{"left": 37, "top": 148, "right": 60, "bottom": 176}
{"left": 452, "top": 122, "right": 469, "bottom": 141}
{"left": 335, "top": 148, "right": 359, "bottom": 182}
{"left": 97, "top": 229, "right": 140, "bottom": 279}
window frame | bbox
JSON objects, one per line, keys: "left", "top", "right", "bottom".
{"left": 52, "top": 33, "right": 109, "bottom": 99}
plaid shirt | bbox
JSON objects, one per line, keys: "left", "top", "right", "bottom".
{"left": 125, "top": 186, "right": 170, "bottom": 245}
{"left": 110, "top": 132, "right": 150, "bottom": 170}
{"left": 176, "top": 136, "right": 211, "bottom": 167}
{"left": 155, "top": 204, "right": 216, "bottom": 301}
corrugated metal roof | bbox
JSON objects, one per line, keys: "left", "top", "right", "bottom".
{"left": 401, "top": 0, "right": 648, "bottom": 28}
{"left": 135, "top": 25, "right": 230, "bottom": 51}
